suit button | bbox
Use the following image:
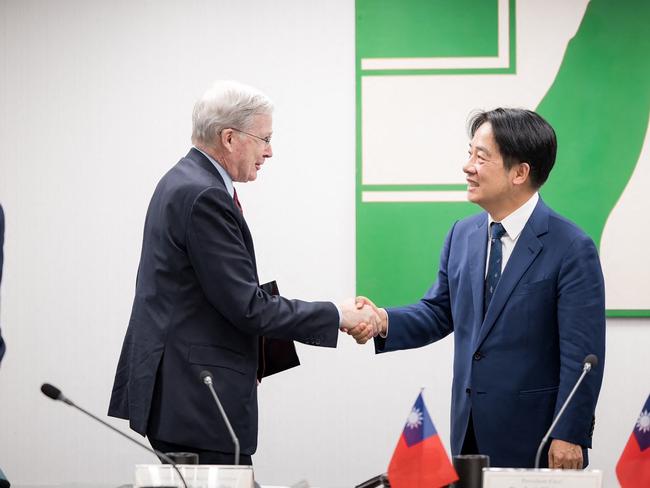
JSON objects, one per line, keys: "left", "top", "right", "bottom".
{"left": 473, "top": 352, "right": 483, "bottom": 361}
{"left": 465, "top": 388, "right": 471, "bottom": 394}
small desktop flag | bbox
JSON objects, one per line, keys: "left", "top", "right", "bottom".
{"left": 616, "top": 394, "right": 650, "bottom": 487}
{"left": 387, "top": 391, "right": 458, "bottom": 488}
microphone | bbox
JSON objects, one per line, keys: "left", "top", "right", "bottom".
{"left": 583, "top": 354, "right": 598, "bottom": 372}
{"left": 199, "top": 370, "right": 240, "bottom": 465}
{"left": 533, "top": 354, "right": 599, "bottom": 469}
{"left": 41, "top": 383, "right": 73, "bottom": 405}
{"left": 40, "top": 383, "right": 188, "bottom": 488}
{"left": 0, "top": 466, "right": 9, "bottom": 488}
{"left": 355, "top": 474, "right": 390, "bottom": 487}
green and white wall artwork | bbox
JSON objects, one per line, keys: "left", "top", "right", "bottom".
{"left": 356, "top": 0, "right": 650, "bottom": 317}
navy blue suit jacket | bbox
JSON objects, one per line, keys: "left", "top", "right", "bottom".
{"left": 108, "top": 149, "right": 339, "bottom": 454}
{"left": 376, "top": 198, "right": 605, "bottom": 467}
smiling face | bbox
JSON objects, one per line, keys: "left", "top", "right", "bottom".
{"left": 223, "top": 113, "right": 273, "bottom": 182}
{"left": 463, "top": 122, "right": 528, "bottom": 220}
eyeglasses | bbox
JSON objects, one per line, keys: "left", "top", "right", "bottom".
{"left": 231, "top": 127, "right": 272, "bottom": 146}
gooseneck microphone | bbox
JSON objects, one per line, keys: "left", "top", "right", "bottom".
{"left": 533, "top": 354, "right": 599, "bottom": 469}
{"left": 199, "top": 370, "right": 240, "bottom": 466}
{"left": 40, "top": 383, "right": 188, "bottom": 488}
{"left": 0, "top": 467, "right": 10, "bottom": 488}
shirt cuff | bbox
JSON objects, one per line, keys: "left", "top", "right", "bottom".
{"left": 379, "top": 310, "right": 389, "bottom": 338}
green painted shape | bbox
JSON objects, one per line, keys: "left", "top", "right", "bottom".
{"left": 358, "top": 1, "right": 517, "bottom": 76}
{"left": 355, "top": 0, "right": 650, "bottom": 315}
{"left": 538, "top": 0, "right": 650, "bottom": 248}
{"left": 356, "top": 0, "right": 498, "bottom": 59}
{"left": 357, "top": 201, "right": 477, "bottom": 306}
{"left": 355, "top": 0, "right": 513, "bottom": 306}
{"left": 359, "top": 67, "right": 515, "bottom": 76}
{"left": 607, "top": 310, "right": 650, "bottom": 318}
{"left": 362, "top": 184, "right": 467, "bottom": 191}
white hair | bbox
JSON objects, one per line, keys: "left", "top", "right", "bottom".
{"left": 191, "top": 80, "right": 274, "bottom": 146}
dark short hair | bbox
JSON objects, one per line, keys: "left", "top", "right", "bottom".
{"left": 468, "top": 108, "right": 557, "bottom": 188}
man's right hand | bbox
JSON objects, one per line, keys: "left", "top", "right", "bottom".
{"left": 339, "top": 299, "right": 380, "bottom": 343}
{"left": 343, "top": 296, "right": 388, "bottom": 344}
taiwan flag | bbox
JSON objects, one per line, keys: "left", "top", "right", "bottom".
{"left": 616, "top": 394, "right": 650, "bottom": 487}
{"left": 387, "top": 392, "right": 458, "bottom": 488}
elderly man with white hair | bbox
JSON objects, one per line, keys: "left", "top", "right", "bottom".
{"left": 108, "top": 81, "right": 377, "bottom": 465}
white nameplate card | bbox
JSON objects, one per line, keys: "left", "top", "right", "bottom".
{"left": 482, "top": 468, "right": 602, "bottom": 488}
{"left": 134, "top": 464, "right": 254, "bottom": 488}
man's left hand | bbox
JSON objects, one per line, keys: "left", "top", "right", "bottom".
{"left": 548, "top": 439, "right": 583, "bottom": 469}
{"left": 339, "top": 300, "right": 380, "bottom": 342}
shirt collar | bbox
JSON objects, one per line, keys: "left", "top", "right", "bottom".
{"left": 488, "top": 192, "right": 539, "bottom": 240}
{"left": 194, "top": 146, "right": 235, "bottom": 198}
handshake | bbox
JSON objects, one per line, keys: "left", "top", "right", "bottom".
{"left": 338, "top": 297, "right": 387, "bottom": 344}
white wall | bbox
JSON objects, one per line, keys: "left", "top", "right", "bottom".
{"left": 0, "top": 1, "right": 647, "bottom": 487}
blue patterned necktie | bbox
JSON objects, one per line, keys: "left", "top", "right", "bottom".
{"left": 484, "top": 222, "right": 506, "bottom": 315}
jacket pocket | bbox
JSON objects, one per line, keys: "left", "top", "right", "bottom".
{"left": 519, "top": 385, "right": 559, "bottom": 395}
{"left": 513, "top": 278, "right": 555, "bottom": 296}
{"left": 188, "top": 344, "right": 247, "bottom": 375}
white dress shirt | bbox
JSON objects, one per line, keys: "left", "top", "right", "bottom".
{"left": 486, "top": 192, "right": 539, "bottom": 275}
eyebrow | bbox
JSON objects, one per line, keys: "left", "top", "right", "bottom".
{"left": 469, "top": 143, "right": 491, "bottom": 157}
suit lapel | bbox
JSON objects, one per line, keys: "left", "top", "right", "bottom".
{"left": 468, "top": 217, "right": 488, "bottom": 335}
{"left": 186, "top": 148, "right": 259, "bottom": 276}
{"left": 475, "top": 200, "right": 550, "bottom": 349}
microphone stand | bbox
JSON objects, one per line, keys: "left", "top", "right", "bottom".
{"left": 41, "top": 384, "right": 188, "bottom": 488}
{"left": 201, "top": 372, "right": 240, "bottom": 466}
{"left": 534, "top": 360, "right": 594, "bottom": 469}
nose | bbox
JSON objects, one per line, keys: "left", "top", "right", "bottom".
{"left": 463, "top": 158, "right": 476, "bottom": 175}
{"left": 264, "top": 143, "right": 273, "bottom": 158}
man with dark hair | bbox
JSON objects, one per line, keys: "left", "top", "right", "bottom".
{"left": 353, "top": 108, "right": 606, "bottom": 469}
{"left": 467, "top": 108, "right": 557, "bottom": 189}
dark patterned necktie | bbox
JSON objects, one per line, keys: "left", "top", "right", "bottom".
{"left": 484, "top": 222, "right": 506, "bottom": 315}
{"left": 233, "top": 188, "right": 243, "bottom": 214}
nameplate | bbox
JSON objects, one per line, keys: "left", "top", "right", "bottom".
{"left": 482, "top": 468, "right": 602, "bottom": 488}
{"left": 135, "top": 464, "right": 254, "bottom": 488}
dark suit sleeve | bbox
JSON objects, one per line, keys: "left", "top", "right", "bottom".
{"left": 186, "top": 188, "right": 338, "bottom": 347}
{"left": 375, "top": 223, "right": 456, "bottom": 353}
{"left": 552, "top": 233, "right": 606, "bottom": 447}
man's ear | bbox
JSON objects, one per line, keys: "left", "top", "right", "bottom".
{"left": 513, "top": 162, "right": 531, "bottom": 186}
{"left": 220, "top": 128, "right": 235, "bottom": 151}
